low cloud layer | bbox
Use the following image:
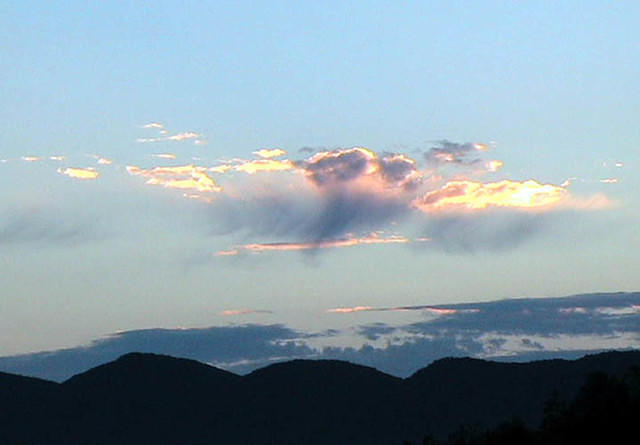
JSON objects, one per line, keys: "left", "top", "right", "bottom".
{"left": 2, "top": 292, "right": 638, "bottom": 381}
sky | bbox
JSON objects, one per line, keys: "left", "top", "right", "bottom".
{"left": 1, "top": 1, "right": 639, "bottom": 375}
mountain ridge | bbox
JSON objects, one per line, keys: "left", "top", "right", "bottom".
{"left": 1, "top": 349, "right": 638, "bottom": 444}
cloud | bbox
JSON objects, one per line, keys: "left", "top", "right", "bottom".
{"left": 142, "top": 122, "right": 164, "bottom": 129}
{"left": 96, "top": 157, "right": 112, "bottom": 165}
{"left": 253, "top": 148, "right": 287, "bottom": 159}
{"left": 420, "top": 211, "right": 546, "bottom": 252}
{"left": 12, "top": 140, "right": 612, "bottom": 255}
{"left": 0, "top": 207, "right": 99, "bottom": 246}
{"left": 138, "top": 122, "right": 203, "bottom": 144}
{"left": 328, "top": 306, "right": 375, "bottom": 313}
{"left": 1, "top": 292, "right": 638, "bottom": 380}
{"left": 232, "top": 159, "right": 296, "bottom": 174}
{"left": 486, "top": 160, "right": 504, "bottom": 172}
{"left": 151, "top": 153, "right": 177, "bottom": 160}
{"left": 0, "top": 324, "right": 314, "bottom": 382}
{"left": 218, "top": 232, "right": 410, "bottom": 255}
{"left": 220, "top": 309, "right": 273, "bottom": 316}
{"left": 127, "top": 164, "right": 222, "bottom": 194}
{"left": 208, "top": 183, "right": 411, "bottom": 247}
{"left": 414, "top": 179, "right": 568, "bottom": 212}
{"left": 21, "top": 156, "right": 43, "bottom": 162}
{"left": 327, "top": 304, "right": 468, "bottom": 315}
{"left": 57, "top": 167, "right": 100, "bottom": 180}
{"left": 296, "top": 148, "right": 420, "bottom": 191}
{"left": 166, "top": 131, "right": 200, "bottom": 141}
{"left": 300, "top": 148, "right": 378, "bottom": 186}
{"left": 424, "top": 140, "right": 487, "bottom": 166}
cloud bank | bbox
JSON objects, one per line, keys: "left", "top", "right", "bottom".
{"left": 1, "top": 292, "right": 638, "bottom": 381}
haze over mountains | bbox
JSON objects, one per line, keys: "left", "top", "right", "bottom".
{"left": 2, "top": 350, "right": 639, "bottom": 444}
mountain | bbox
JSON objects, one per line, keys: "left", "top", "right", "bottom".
{"left": 0, "top": 372, "right": 63, "bottom": 444}
{"left": 0, "top": 350, "right": 638, "bottom": 444}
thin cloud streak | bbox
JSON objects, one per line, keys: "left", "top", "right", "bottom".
{"left": 152, "top": 153, "right": 177, "bottom": 160}
{"left": 217, "top": 232, "right": 412, "bottom": 255}
{"left": 220, "top": 309, "right": 273, "bottom": 316}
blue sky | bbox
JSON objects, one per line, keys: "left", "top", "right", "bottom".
{"left": 1, "top": 2, "right": 639, "bottom": 368}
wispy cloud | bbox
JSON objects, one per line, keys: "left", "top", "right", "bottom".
{"left": 218, "top": 232, "right": 412, "bottom": 255}
{"left": 152, "top": 153, "right": 177, "bottom": 160}
{"left": 142, "top": 122, "right": 165, "bottom": 129}
{"left": 57, "top": 167, "right": 100, "bottom": 180}
{"left": 126, "top": 164, "right": 222, "bottom": 194}
{"left": 424, "top": 140, "right": 488, "bottom": 166}
{"left": 233, "top": 159, "right": 296, "bottom": 174}
{"left": 138, "top": 122, "right": 204, "bottom": 144}
{"left": 0, "top": 207, "right": 99, "bottom": 246}
{"left": 253, "top": 148, "right": 287, "bottom": 159}
{"left": 220, "top": 309, "right": 273, "bottom": 316}
{"left": 327, "top": 304, "right": 467, "bottom": 315}
{"left": 485, "top": 160, "right": 504, "bottom": 172}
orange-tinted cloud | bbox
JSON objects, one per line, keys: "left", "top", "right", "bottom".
{"left": 327, "top": 306, "right": 374, "bottom": 313}
{"left": 137, "top": 130, "right": 202, "bottom": 144}
{"left": 22, "top": 156, "right": 42, "bottom": 162}
{"left": 253, "top": 148, "right": 287, "bottom": 159}
{"left": 142, "top": 122, "right": 164, "bottom": 129}
{"left": 152, "top": 153, "right": 177, "bottom": 160}
{"left": 57, "top": 167, "right": 100, "bottom": 180}
{"left": 302, "top": 147, "right": 378, "bottom": 186}
{"left": 486, "top": 160, "right": 504, "bottom": 172}
{"left": 166, "top": 131, "right": 200, "bottom": 141}
{"left": 220, "top": 309, "right": 272, "bottom": 316}
{"left": 126, "top": 164, "right": 222, "bottom": 193}
{"left": 218, "top": 233, "right": 410, "bottom": 255}
{"left": 415, "top": 179, "right": 568, "bottom": 212}
{"left": 299, "top": 147, "right": 420, "bottom": 191}
{"left": 233, "top": 159, "right": 296, "bottom": 174}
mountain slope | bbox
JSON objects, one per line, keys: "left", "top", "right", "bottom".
{"left": 0, "top": 350, "right": 638, "bottom": 444}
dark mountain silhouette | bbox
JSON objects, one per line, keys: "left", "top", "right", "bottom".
{"left": 0, "top": 350, "right": 638, "bottom": 444}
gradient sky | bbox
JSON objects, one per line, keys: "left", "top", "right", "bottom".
{"left": 1, "top": 1, "right": 639, "bottom": 361}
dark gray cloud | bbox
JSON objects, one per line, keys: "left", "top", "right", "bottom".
{"left": 298, "top": 149, "right": 371, "bottom": 186}
{"left": 405, "top": 292, "right": 640, "bottom": 337}
{"left": 210, "top": 190, "right": 409, "bottom": 244}
{"left": 2, "top": 292, "right": 637, "bottom": 381}
{"left": 378, "top": 153, "right": 420, "bottom": 189}
{"left": 424, "top": 140, "right": 483, "bottom": 166}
